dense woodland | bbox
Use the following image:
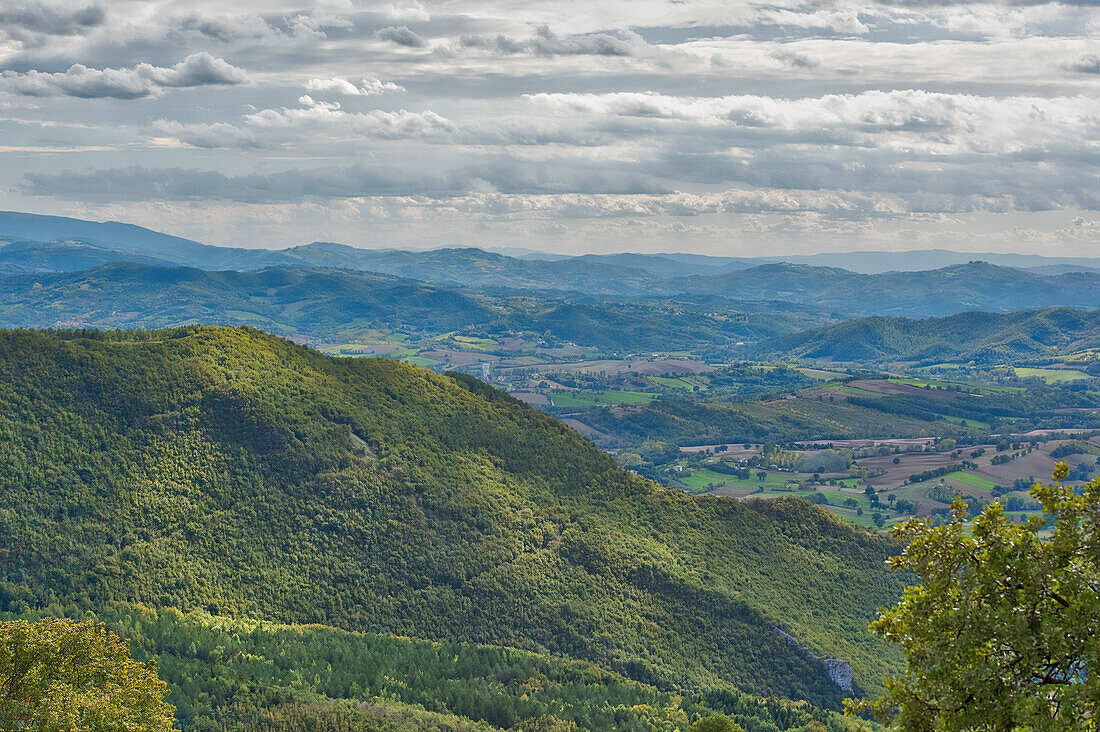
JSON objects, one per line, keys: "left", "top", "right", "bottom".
{"left": 0, "top": 263, "right": 821, "bottom": 354}
{"left": 753, "top": 308, "right": 1100, "bottom": 366}
{"left": 5, "top": 225, "right": 1100, "bottom": 319}
{"left": 0, "top": 327, "right": 906, "bottom": 729}
{"left": 4, "top": 605, "right": 877, "bottom": 732}
{"left": 570, "top": 396, "right": 969, "bottom": 448}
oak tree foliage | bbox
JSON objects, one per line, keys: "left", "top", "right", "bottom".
{"left": 0, "top": 617, "right": 174, "bottom": 731}
{"left": 851, "top": 463, "right": 1099, "bottom": 730}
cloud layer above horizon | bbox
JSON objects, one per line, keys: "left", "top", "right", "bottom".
{"left": 1, "top": 0, "right": 1098, "bottom": 254}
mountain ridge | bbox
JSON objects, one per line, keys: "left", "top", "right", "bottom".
{"left": 3, "top": 213, "right": 1099, "bottom": 318}
{"left": 0, "top": 262, "right": 823, "bottom": 350}
{"left": 0, "top": 325, "right": 905, "bottom": 711}
{"left": 752, "top": 307, "right": 1100, "bottom": 364}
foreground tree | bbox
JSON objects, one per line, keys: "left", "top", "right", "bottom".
{"left": 849, "top": 463, "right": 1099, "bottom": 730}
{"left": 0, "top": 617, "right": 174, "bottom": 731}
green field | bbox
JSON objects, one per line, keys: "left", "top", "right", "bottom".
{"left": 679, "top": 468, "right": 799, "bottom": 492}
{"left": 943, "top": 471, "right": 1000, "bottom": 491}
{"left": 1013, "top": 367, "right": 1090, "bottom": 383}
{"left": 766, "top": 488, "right": 882, "bottom": 528}
{"left": 648, "top": 375, "right": 700, "bottom": 391}
{"left": 402, "top": 355, "right": 443, "bottom": 367}
{"left": 549, "top": 390, "right": 657, "bottom": 407}
{"left": 828, "top": 506, "right": 880, "bottom": 528}
{"left": 941, "top": 415, "right": 991, "bottom": 429}
{"left": 891, "top": 377, "right": 1023, "bottom": 394}
{"left": 797, "top": 367, "right": 848, "bottom": 380}
{"left": 839, "top": 385, "right": 882, "bottom": 396}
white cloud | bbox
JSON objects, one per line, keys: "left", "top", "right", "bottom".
{"left": 2, "top": 0, "right": 1100, "bottom": 253}
{"left": 0, "top": 52, "right": 246, "bottom": 98}
{"left": 385, "top": 2, "right": 430, "bottom": 21}
{"left": 153, "top": 94, "right": 453, "bottom": 148}
{"left": 304, "top": 77, "right": 405, "bottom": 95}
{"left": 247, "top": 94, "right": 452, "bottom": 138}
{"left": 526, "top": 89, "right": 1100, "bottom": 156}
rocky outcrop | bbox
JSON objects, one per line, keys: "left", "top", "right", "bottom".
{"left": 773, "top": 627, "right": 853, "bottom": 693}
{"left": 821, "top": 657, "right": 853, "bottom": 693}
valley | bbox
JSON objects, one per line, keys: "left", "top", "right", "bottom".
{"left": 0, "top": 212, "right": 1098, "bottom": 730}
{"left": 4, "top": 218, "right": 1099, "bottom": 538}
{"left": 5, "top": 0, "right": 1097, "bottom": 722}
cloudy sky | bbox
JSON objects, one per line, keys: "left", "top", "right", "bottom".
{"left": 1, "top": 0, "right": 1098, "bottom": 255}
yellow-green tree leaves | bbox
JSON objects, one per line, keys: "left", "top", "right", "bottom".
{"left": 0, "top": 617, "right": 174, "bottom": 731}
{"left": 687, "top": 715, "right": 744, "bottom": 732}
{"left": 851, "top": 462, "right": 1099, "bottom": 730}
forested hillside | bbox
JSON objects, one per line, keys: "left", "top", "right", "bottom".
{"left": 665, "top": 262, "right": 1100, "bottom": 317}
{"left": 11, "top": 605, "right": 871, "bottom": 731}
{"left": 4, "top": 212, "right": 1100, "bottom": 320}
{"left": 0, "top": 327, "right": 904, "bottom": 727}
{"left": 754, "top": 307, "right": 1100, "bottom": 365}
{"left": 0, "top": 263, "right": 821, "bottom": 351}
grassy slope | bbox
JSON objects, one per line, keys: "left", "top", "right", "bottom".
{"left": 0, "top": 327, "right": 905, "bottom": 714}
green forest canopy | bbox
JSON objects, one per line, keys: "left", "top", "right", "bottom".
{"left": 0, "top": 326, "right": 907, "bottom": 727}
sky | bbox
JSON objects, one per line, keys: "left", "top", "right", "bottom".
{"left": 0, "top": 0, "right": 1098, "bottom": 255}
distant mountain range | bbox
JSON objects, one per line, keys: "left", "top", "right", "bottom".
{"left": 753, "top": 307, "right": 1100, "bottom": 365}
{"left": 0, "top": 262, "right": 824, "bottom": 352}
{"left": 5, "top": 210, "right": 1099, "bottom": 276}
{"left": 748, "top": 249, "right": 1100, "bottom": 275}
{"left": 2, "top": 211, "right": 1098, "bottom": 358}
{"left": 660, "top": 261, "right": 1100, "bottom": 317}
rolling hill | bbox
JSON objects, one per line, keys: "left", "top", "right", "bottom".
{"left": 0, "top": 262, "right": 825, "bottom": 351}
{"left": 0, "top": 262, "right": 495, "bottom": 338}
{"left": 281, "top": 242, "right": 663, "bottom": 294}
{"left": 664, "top": 262, "right": 1100, "bottom": 318}
{"left": 3, "top": 213, "right": 1100, "bottom": 318}
{"left": 0, "top": 210, "right": 286, "bottom": 270}
{"left": 753, "top": 307, "right": 1100, "bottom": 365}
{"left": 0, "top": 326, "right": 905, "bottom": 727}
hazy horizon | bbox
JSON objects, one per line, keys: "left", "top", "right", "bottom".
{"left": 9, "top": 208, "right": 1100, "bottom": 271}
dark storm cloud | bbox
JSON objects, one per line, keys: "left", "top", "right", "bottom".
{"left": 176, "top": 14, "right": 276, "bottom": 43}
{"left": 1069, "top": 53, "right": 1100, "bottom": 73}
{"left": 768, "top": 49, "right": 820, "bottom": 69}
